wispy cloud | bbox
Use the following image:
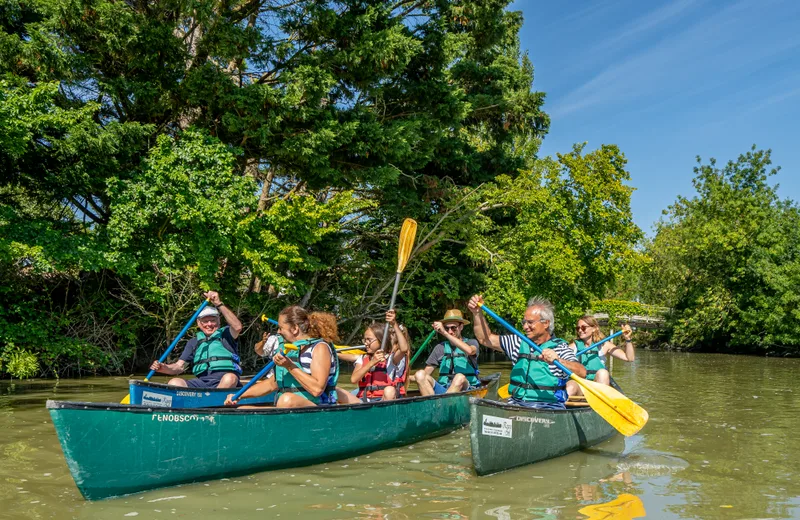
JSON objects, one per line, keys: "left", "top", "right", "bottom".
{"left": 549, "top": 0, "right": 800, "bottom": 119}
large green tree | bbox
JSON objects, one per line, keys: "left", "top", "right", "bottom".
{"left": 644, "top": 147, "right": 800, "bottom": 353}
{"left": 0, "top": 0, "right": 642, "bottom": 376}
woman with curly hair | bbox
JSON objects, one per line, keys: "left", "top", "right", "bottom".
{"left": 226, "top": 305, "right": 340, "bottom": 408}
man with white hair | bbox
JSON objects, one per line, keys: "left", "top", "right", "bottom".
{"left": 468, "top": 295, "right": 586, "bottom": 409}
{"left": 149, "top": 291, "right": 243, "bottom": 388}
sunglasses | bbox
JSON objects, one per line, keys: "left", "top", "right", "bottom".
{"left": 576, "top": 325, "right": 591, "bottom": 332}
{"left": 444, "top": 324, "right": 460, "bottom": 331}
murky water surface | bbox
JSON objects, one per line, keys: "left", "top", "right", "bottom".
{"left": 1, "top": 351, "right": 798, "bottom": 519}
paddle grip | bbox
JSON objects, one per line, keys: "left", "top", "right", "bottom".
{"left": 261, "top": 316, "right": 279, "bottom": 326}
{"left": 479, "top": 304, "right": 573, "bottom": 377}
{"left": 575, "top": 330, "right": 624, "bottom": 356}
{"left": 146, "top": 299, "right": 210, "bottom": 381}
{"left": 409, "top": 329, "right": 437, "bottom": 365}
{"left": 380, "top": 272, "right": 402, "bottom": 352}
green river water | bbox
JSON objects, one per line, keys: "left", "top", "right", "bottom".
{"left": 1, "top": 351, "right": 798, "bottom": 519}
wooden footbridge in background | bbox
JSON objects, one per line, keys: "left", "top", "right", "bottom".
{"left": 590, "top": 303, "right": 669, "bottom": 330}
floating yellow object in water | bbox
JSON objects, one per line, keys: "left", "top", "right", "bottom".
{"left": 578, "top": 493, "right": 646, "bottom": 520}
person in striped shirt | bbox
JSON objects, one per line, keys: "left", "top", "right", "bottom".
{"left": 468, "top": 295, "right": 586, "bottom": 410}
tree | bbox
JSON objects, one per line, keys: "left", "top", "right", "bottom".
{"left": 644, "top": 147, "right": 800, "bottom": 354}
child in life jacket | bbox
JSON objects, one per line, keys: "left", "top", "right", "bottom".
{"left": 338, "top": 310, "right": 410, "bottom": 403}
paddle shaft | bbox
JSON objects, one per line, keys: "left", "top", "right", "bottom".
{"left": 262, "top": 316, "right": 279, "bottom": 326}
{"left": 410, "top": 329, "right": 437, "bottom": 365}
{"left": 576, "top": 330, "right": 624, "bottom": 356}
{"left": 479, "top": 304, "right": 573, "bottom": 376}
{"left": 380, "top": 272, "right": 402, "bottom": 351}
{"left": 145, "top": 299, "right": 211, "bottom": 381}
{"left": 232, "top": 357, "right": 278, "bottom": 402}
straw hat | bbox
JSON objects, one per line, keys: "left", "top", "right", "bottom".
{"left": 441, "top": 309, "right": 469, "bottom": 325}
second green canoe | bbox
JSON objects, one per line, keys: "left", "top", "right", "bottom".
{"left": 469, "top": 396, "right": 617, "bottom": 476}
{"left": 49, "top": 374, "right": 499, "bottom": 500}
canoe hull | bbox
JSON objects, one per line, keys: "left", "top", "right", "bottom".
{"left": 49, "top": 374, "right": 498, "bottom": 500}
{"left": 129, "top": 379, "right": 275, "bottom": 408}
{"left": 469, "top": 397, "right": 617, "bottom": 476}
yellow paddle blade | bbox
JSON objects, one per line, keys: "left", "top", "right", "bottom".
{"left": 336, "top": 347, "right": 367, "bottom": 355}
{"left": 571, "top": 374, "right": 649, "bottom": 437}
{"left": 497, "top": 383, "right": 511, "bottom": 399}
{"left": 120, "top": 394, "right": 130, "bottom": 404}
{"left": 396, "top": 218, "right": 417, "bottom": 273}
{"left": 578, "top": 493, "right": 646, "bottom": 520}
{"left": 283, "top": 343, "right": 366, "bottom": 355}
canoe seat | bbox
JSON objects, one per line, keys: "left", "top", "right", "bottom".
{"left": 566, "top": 395, "right": 590, "bottom": 407}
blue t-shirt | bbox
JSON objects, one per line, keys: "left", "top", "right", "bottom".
{"left": 179, "top": 326, "right": 239, "bottom": 372}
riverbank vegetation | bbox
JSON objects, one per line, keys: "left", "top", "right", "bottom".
{"left": 641, "top": 148, "right": 800, "bottom": 356}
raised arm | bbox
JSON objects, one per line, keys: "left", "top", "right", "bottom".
{"left": 254, "top": 332, "right": 269, "bottom": 356}
{"left": 387, "top": 310, "right": 410, "bottom": 365}
{"left": 432, "top": 321, "right": 477, "bottom": 356}
{"left": 606, "top": 324, "right": 635, "bottom": 361}
{"left": 467, "top": 295, "right": 502, "bottom": 352}
{"left": 205, "top": 291, "right": 243, "bottom": 339}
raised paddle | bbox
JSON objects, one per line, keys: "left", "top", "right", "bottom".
{"left": 409, "top": 329, "right": 437, "bottom": 365}
{"left": 379, "top": 218, "right": 418, "bottom": 352}
{"left": 478, "top": 303, "right": 648, "bottom": 437}
{"left": 121, "top": 299, "right": 211, "bottom": 404}
{"left": 497, "top": 330, "right": 625, "bottom": 398}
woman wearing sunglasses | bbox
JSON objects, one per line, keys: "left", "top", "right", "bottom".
{"left": 413, "top": 309, "right": 480, "bottom": 396}
{"left": 569, "top": 316, "right": 634, "bottom": 393}
{"left": 337, "top": 310, "right": 411, "bottom": 403}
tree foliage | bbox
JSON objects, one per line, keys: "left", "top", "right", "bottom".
{"left": 644, "top": 147, "right": 800, "bottom": 354}
{"left": 0, "top": 0, "right": 642, "bottom": 377}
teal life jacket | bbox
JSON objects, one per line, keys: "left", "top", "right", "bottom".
{"left": 575, "top": 339, "right": 605, "bottom": 381}
{"left": 508, "top": 338, "right": 567, "bottom": 403}
{"left": 274, "top": 338, "right": 339, "bottom": 404}
{"left": 437, "top": 340, "right": 481, "bottom": 387}
{"left": 192, "top": 327, "right": 241, "bottom": 376}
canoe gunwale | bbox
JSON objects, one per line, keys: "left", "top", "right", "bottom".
{"left": 48, "top": 372, "right": 501, "bottom": 416}
{"left": 469, "top": 396, "right": 600, "bottom": 416}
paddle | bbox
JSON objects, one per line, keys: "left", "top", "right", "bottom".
{"left": 228, "top": 355, "right": 279, "bottom": 405}
{"left": 409, "top": 329, "right": 437, "bottom": 365}
{"left": 379, "top": 218, "right": 418, "bottom": 352}
{"left": 121, "top": 299, "right": 211, "bottom": 404}
{"left": 497, "top": 330, "right": 625, "bottom": 398}
{"left": 478, "top": 303, "right": 648, "bottom": 437}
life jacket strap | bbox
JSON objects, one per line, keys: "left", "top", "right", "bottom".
{"left": 509, "top": 382, "right": 566, "bottom": 391}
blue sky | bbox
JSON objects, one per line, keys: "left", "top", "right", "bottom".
{"left": 511, "top": 0, "right": 800, "bottom": 235}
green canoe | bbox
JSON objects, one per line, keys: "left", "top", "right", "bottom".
{"left": 48, "top": 374, "right": 499, "bottom": 500}
{"left": 469, "top": 396, "right": 617, "bottom": 476}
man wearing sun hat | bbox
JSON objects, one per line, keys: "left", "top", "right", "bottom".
{"left": 149, "top": 291, "right": 244, "bottom": 389}
{"left": 414, "top": 309, "right": 480, "bottom": 396}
